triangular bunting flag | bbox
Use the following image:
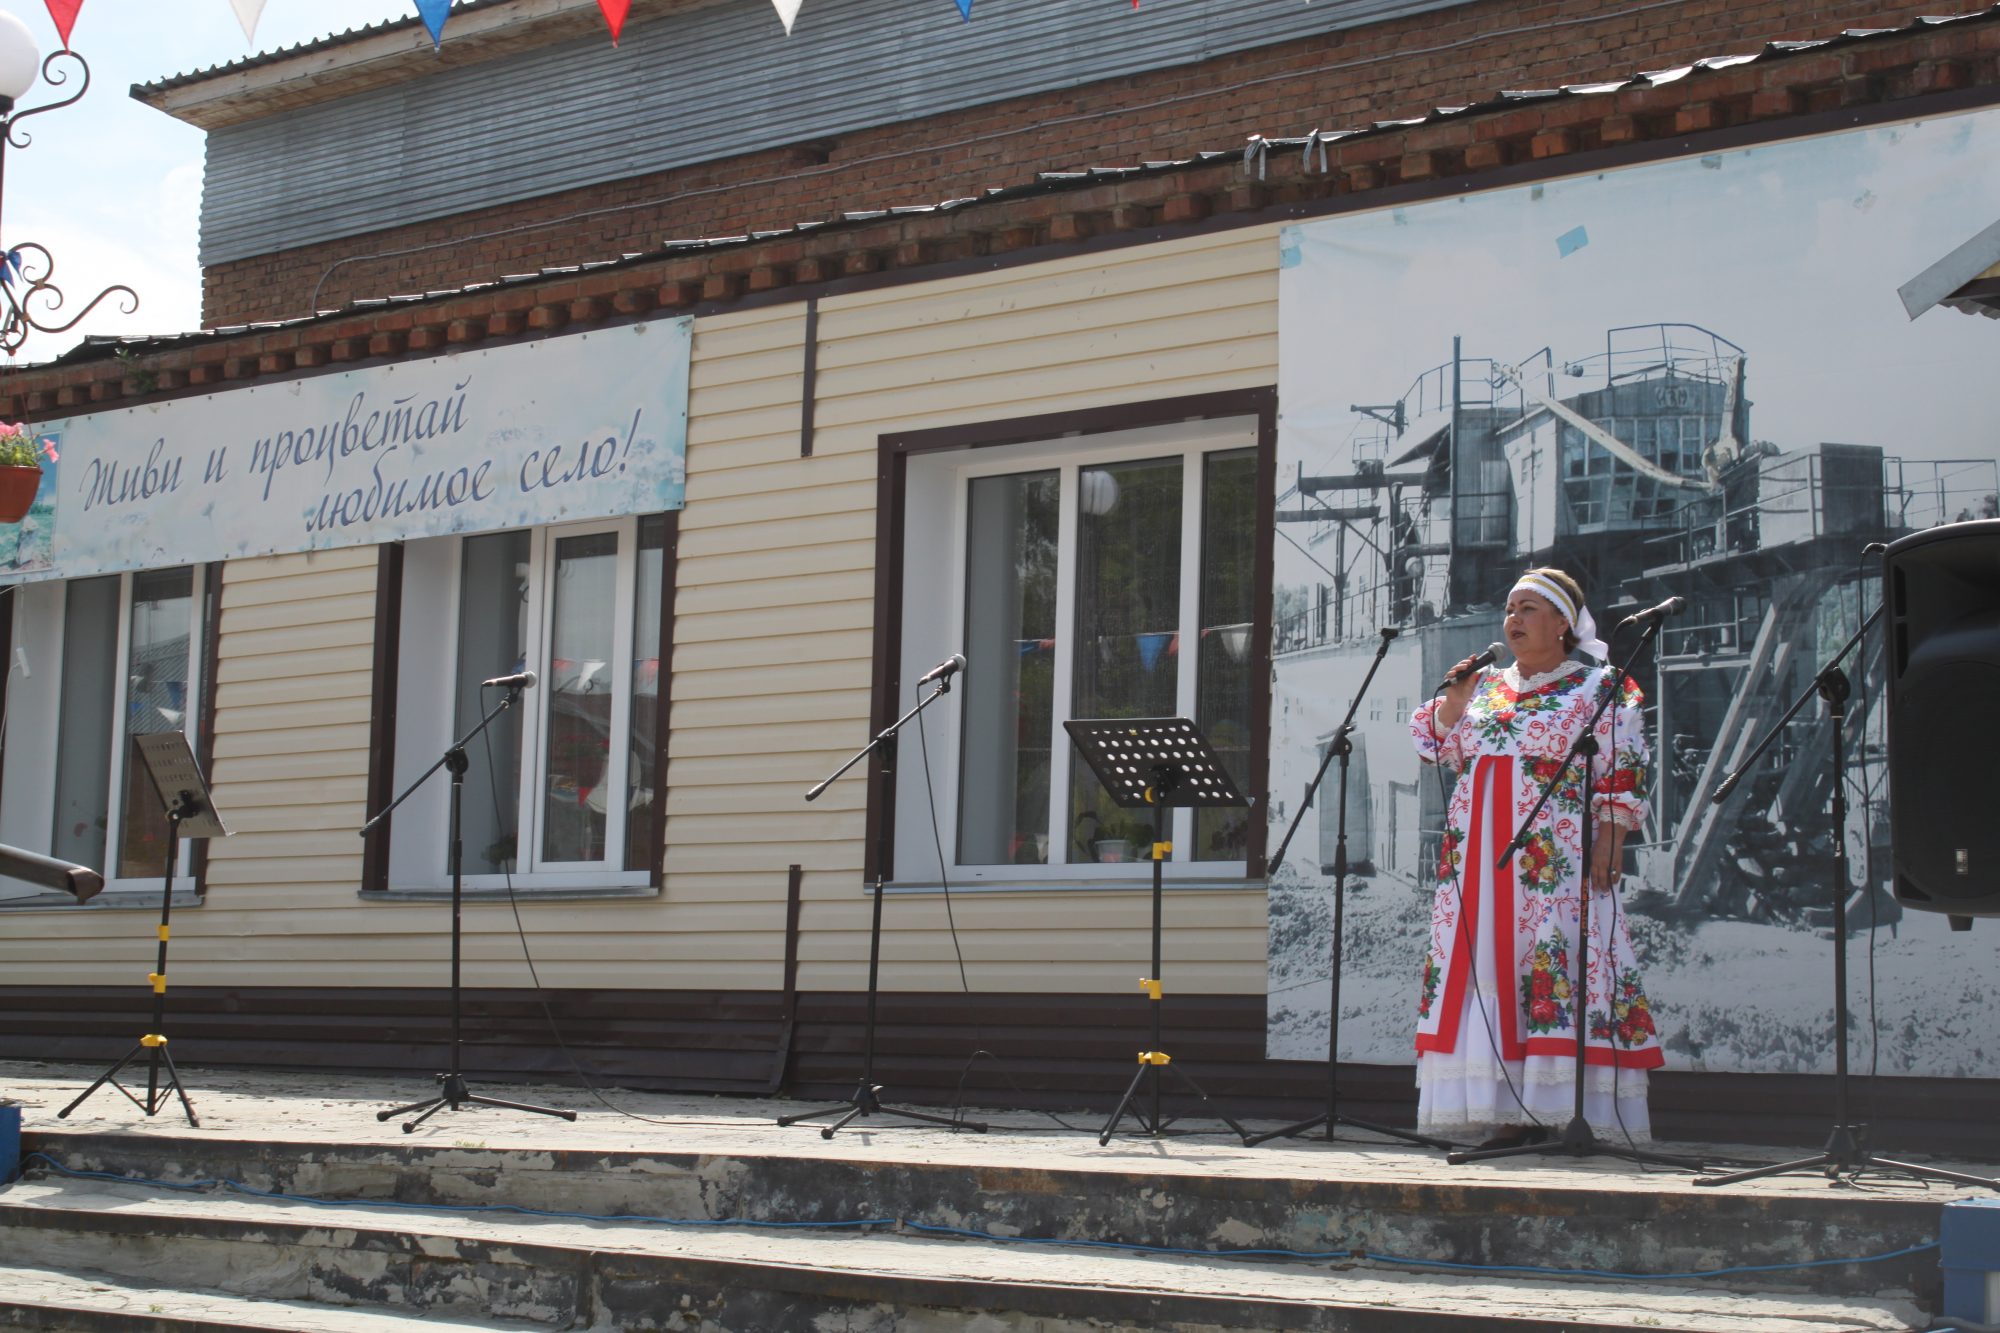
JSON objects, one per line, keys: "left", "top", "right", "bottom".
{"left": 954, "top": 0, "right": 971, "bottom": 18}
{"left": 596, "top": 0, "right": 629, "bottom": 44}
{"left": 413, "top": 0, "right": 451, "bottom": 48}
{"left": 43, "top": 0, "right": 82, "bottom": 47}
{"left": 771, "top": 0, "right": 803, "bottom": 34}
{"left": 228, "top": 0, "right": 266, "bottom": 43}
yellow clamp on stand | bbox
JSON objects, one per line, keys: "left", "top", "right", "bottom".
{"left": 1139, "top": 977, "right": 1162, "bottom": 1001}
{"left": 148, "top": 972, "right": 167, "bottom": 994}
{"left": 1152, "top": 840, "right": 1171, "bottom": 862}
{"left": 1136, "top": 1051, "right": 1172, "bottom": 1066}
{"left": 140, "top": 1034, "right": 167, "bottom": 1048}
{"left": 157, "top": 925, "right": 170, "bottom": 942}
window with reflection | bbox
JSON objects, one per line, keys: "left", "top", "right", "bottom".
{"left": 391, "top": 515, "right": 667, "bottom": 892}
{"left": 904, "top": 412, "right": 1263, "bottom": 883}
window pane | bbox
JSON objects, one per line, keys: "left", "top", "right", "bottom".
{"left": 53, "top": 577, "right": 119, "bottom": 871}
{"left": 542, "top": 531, "right": 618, "bottom": 864}
{"left": 1067, "top": 457, "right": 1181, "bottom": 864}
{"left": 624, "top": 516, "right": 665, "bottom": 872}
{"left": 958, "top": 471, "right": 1058, "bottom": 865}
{"left": 1195, "top": 449, "right": 1256, "bottom": 861}
{"left": 456, "top": 530, "right": 531, "bottom": 874}
{"left": 116, "top": 568, "right": 195, "bottom": 879}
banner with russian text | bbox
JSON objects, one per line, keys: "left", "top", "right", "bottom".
{"left": 0, "top": 319, "right": 691, "bottom": 582}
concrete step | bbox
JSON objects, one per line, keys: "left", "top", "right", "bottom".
{"left": 0, "top": 1263, "right": 550, "bottom": 1332}
{"left": 0, "top": 1177, "right": 1928, "bottom": 1332}
{"left": 29, "top": 1128, "right": 1949, "bottom": 1305}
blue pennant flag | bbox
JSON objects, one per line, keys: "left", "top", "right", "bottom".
{"left": 954, "top": 0, "right": 972, "bottom": 17}
{"left": 413, "top": 0, "right": 451, "bottom": 47}
{"left": 0, "top": 250, "right": 20, "bottom": 287}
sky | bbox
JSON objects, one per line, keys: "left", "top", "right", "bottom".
{"left": 0, "top": 0, "right": 416, "bottom": 364}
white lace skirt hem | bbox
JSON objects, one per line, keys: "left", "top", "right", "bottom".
{"left": 1416, "top": 993, "right": 1651, "bottom": 1140}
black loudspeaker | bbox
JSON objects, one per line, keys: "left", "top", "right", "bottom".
{"left": 1884, "top": 519, "right": 2000, "bottom": 920}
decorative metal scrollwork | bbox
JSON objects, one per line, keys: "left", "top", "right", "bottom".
{"left": 0, "top": 47, "right": 139, "bottom": 357}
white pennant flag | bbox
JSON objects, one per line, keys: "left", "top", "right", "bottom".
{"left": 771, "top": 0, "right": 803, "bottom": 33}
{"left": 228, "top": 0, "right": 267, "bottom": 41}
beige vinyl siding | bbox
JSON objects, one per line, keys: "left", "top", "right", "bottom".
{"left": 670, "top": 223, "right": 1282, "bottom": 995}
{"left": 0, "top": 221, "right": 1282, "bottom": 997}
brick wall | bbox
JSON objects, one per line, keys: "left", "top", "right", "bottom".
{"left": 200, "top": 0, "right": 1975, "bottom": 326}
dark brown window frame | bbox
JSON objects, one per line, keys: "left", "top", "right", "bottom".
{"left": 362, "top": 512, "right": 679, "bottom": 895}
{"left": 869, "top": 387, "right": 1279, "bottom": 885}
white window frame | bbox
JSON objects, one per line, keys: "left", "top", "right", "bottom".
{"left": 0, "top": 568, "right": 207, "bottom": 906}
{"left": 894, "top": 415, "right": 1257, "bottom": 888}
{"left": 388, "top": 516, "right": 651, "bottom": 894}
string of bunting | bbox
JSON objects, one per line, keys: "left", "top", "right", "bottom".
{"left": 39, "top": 0, "right": 1212, "bottom": 51}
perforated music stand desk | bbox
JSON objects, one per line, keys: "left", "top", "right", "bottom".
{"left": 1064, "top": 716, "right": 1247, "bottom": 1144}
{"left": 59, "top": 731, "right": 227, "bottom": 1127}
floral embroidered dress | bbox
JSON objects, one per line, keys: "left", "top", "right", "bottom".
{"left": 1408, "top": 659, "right": 1662, "bottom": 1138}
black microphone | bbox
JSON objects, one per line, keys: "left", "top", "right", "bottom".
{"left": 481, "top": 670, "right": 538, "bottom": 690}
{"left": 916, "top": 653, "right": 966, "bottom": 687}
{"left": 1615, "top": 596, "right": 1687, "bottom": 630}
{"left": 1434, "top": 642, "right": 1504, "bottom": 694}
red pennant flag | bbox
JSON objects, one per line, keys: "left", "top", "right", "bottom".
{"left": 596, "top": 0, "right": 629, "bottom": 44}
{"left": 43, "top": 0, "right": 82, "bottom": 47}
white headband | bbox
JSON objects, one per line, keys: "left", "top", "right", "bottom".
{"left": 1510, "top": 574, "right": 1609, "bottom": 662}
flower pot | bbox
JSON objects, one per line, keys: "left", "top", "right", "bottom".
{"left": 0, "top": 465, "right": 40, "bottom": 523}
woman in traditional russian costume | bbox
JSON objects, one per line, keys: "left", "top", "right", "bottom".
{"left": 1407, "top": 567, "right": 1663, "bottom": 1146}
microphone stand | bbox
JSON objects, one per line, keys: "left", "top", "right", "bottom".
{"left": 1450, "top": 618, "right": 1699, "bottom": 1170}
{"left": 777, "top": 670, "right": 988, "bottom": 1138}
{"left": 362, "top": 680, "right": 576, "bottom": 1132}
{"left": 1245, "top": 627, "right": 1453, "bottom": 1150}
{"left": 1695, "top": 605, "right": 1995, "bottom": 1190}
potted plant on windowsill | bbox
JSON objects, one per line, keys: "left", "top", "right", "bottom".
{"left": 0, "top": 422, "right": 54, "bottom": 524}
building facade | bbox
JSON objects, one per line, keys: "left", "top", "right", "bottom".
{"left": 1, "top": 0, "right": 1996, "bottom": 1145}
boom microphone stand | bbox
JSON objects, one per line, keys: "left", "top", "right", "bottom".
{"left": 1450, "top": 621, "right": 1699, "bottom": 1170}
{"left": 362, "top": 677, "right": 576, "bottom": 1132}
{"left": 777, "top": 662, "right": 988, "bottom": 1139}
{"left": 1696, "top": 605, "right": 1995, "bottom": 1191}
{"left": 1245, "top": 627, "right": 1452, "bottom": 1150}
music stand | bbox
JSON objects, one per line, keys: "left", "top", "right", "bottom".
{"left": 1065, "top": 716, "right": 1249, "bottom": 1145}
{"left": 361, "top": 680, "right": 576, "bottom": 1132}
{"left": 59, "top": 731, "right": 227, "bottom": 1127}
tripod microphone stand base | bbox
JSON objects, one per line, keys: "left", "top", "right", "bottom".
{"left": 1448, "top": 1112, "right": 1703, "bottom": 1169}
{"left": 777, "top": 1079, "right": 987, "bottom": 1139}
{"left": 58, "top": 1036, "right": 199, "bottom": 1128}
{"left": 1243, "top": 1109, "right": 1453, "bottom": 1150}
{"left": 1694, "top": 1123, "right": 1999, "bottom": 1190}
{"left": 377, "top": 1072, "right": 578, "bottom": 1133}
{"left": 1099, "top": 1054, "right": 1248, "bottom": 1146}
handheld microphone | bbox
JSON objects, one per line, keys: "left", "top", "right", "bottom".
{"left": 1615, "top": 596, "right": 1687, "bottom": 631}
{"left": 916, "top": 653, "right": 966, "bottom": 687}
{"left": 481, "top": 670, "right": 538, "bottom": 690}
{"left": 1434, "top": 642, "right": 1504, "bottom": 694}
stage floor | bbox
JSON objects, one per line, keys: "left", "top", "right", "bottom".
{"left": 3, "top": 1058, "right": 1991, "bottom": 1331}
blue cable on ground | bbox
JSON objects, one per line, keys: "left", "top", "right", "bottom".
{"left": 15, "top": 1152, "right": 1941, "bottom": 1281}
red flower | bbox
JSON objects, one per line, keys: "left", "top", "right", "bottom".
{"left": 1532, "top": 974, "right": 1554, "bottom": 999}
{"left": 1530, "top": 999, "right": 1559, "bottom": 1026}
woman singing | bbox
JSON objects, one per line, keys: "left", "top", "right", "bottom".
{"left": 1408, "top": 567, "right": 1663, "bottom": 1146}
